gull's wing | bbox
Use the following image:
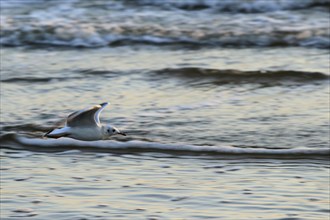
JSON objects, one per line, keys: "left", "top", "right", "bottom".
{"left": 66, "top": 102, "right": 109, "bottom": 127}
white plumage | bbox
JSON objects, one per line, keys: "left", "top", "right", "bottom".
{"left": 44, "top": 102, "right": 126, "bottom": 141}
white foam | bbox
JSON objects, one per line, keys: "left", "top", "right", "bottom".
{"left": 8, "top": 136, "right": 329, "bottom": 156}
{"left": 1, "top": 5, "right": 329, "bottom": 49}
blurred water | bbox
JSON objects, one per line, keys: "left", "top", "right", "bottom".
{"left": 1, "top": 0, "right": 329, "bottom": 219}
{"left": 1, "top": 0, "right": 329, "bottom": 48}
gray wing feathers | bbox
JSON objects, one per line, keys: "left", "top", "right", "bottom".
{"left": 66, "top": 102, "right": 109, "bottom": 127}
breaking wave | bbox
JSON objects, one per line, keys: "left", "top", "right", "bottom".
{"left": 1, "top": 134, "right": 329, "bottom": 159}
{"left": 1, "top": 23, "right": 328, "bottom": 48}
{"left": 1, "top": 0, "right": 329, "bottom": 49}
{"left": 129, "top": 0, "right": 330, "bottom": 12}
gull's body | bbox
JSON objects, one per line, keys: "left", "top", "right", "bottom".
{"left": 45, "top": 102, "right": 126, "bottom": 141}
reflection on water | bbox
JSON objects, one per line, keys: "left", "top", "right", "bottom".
{"left": 1, "top": 150, "right": 329, "bottom": 219}
{"left": 1, "top": 0, "right": 329, "bottom": 219}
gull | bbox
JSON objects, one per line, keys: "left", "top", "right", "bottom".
{"left": 44, "top": 102, "right": 126, "bottom": 141}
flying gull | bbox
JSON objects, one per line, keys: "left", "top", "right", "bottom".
{"left": 44, "top": 102, "right": 126, "bottom": 141}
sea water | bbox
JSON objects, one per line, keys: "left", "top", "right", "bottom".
{"left": 1, "top": 0, "right": 329, "bottom": 219}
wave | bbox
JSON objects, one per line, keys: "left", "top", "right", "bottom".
{"left": 1, "top": 28, "right": 328, "bottom": 49}
{"left": 129, "top": 0, "right": 330, "bottom": 12}
{"left": 1, "top": 76, "right": 83, "bottom": 83}
{"left": 1, "top": 0, "right": 329, "bottom": 13}
{"left": 1, "top": 123, "right": 50, "bottom": 133}
{"left": 2, "top": 68, "right": 327, "bottom": 86}
{"left": 1, "top": 69, "right": 117, "bottom": 84}
{"left": 1, "top": 19, "right": 328, "bottom": 49}
{"left": 154, "top": 68, "right": 329, "bottom": 84}
{"left": 1, "top": 134, "right": 329, "bottom": 159}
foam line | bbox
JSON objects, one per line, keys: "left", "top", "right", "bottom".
{"left": 1, "top": 134, "right": 328, "bottom": 157}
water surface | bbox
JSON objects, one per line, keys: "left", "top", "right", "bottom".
{"left": 1, "top": 0, "right": 329, "bottom": 219}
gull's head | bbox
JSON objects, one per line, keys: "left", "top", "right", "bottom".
{"left": 103, "top": 125, "right": 126, "bottom": 138}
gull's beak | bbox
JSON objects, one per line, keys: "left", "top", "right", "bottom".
{"left": 119, "top": 132, "right": 127, "bottom": 136}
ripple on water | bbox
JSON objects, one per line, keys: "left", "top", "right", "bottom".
{"left": 11, "top": 208, "right": 37, "bottom": 218}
